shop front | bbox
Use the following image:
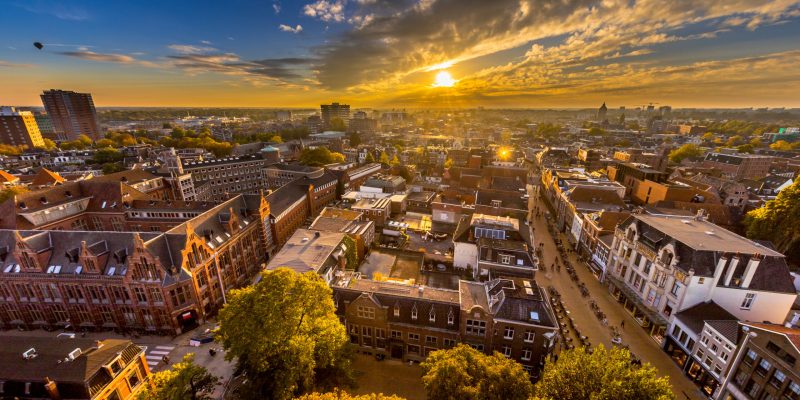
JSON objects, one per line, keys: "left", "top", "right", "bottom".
{"left": 606, "top": 275, "right": 668, "bottom": 342}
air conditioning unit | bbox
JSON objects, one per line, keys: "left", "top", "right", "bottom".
{"left": 68, "top": 348, "right": 82, "bottom": 361}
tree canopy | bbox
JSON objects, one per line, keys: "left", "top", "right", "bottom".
{"left": 137, "top": 353, "right": 219, "bottom": 400}
{"left": 295, "top": 390, "right": 405, "bottom": 400}
{"left": 534, "top": 346, "right": 674, "bottom": 400}
{"left": 216, "top": 268, "right": 351, "bottom": 400}
{"left": 744, "top": 178, "right": 800, "bottom": 264}
{"left": 329, "top": 117, "right": 347, "bottom": 131}
{"left": 420, "top": 344, "right": 533, "bottom": 400}
{"left": 668, "top": 143, "right": 704, "bottom": 164}
{"left": 299, "top": 147, "right": 346, "bottom": 166}
{"left": 364, "top": 152, "right": 376, "bottom": 163}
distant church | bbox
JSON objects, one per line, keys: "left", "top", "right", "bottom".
{"left": 597, "top": 102, "right": 608, "bottom": 123}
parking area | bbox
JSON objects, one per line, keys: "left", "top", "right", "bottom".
{"left": 350, "top": 353, "right": 426, "bottom": 400}
{"left": 359, "top": 248, "right": 424, "bottom": 283}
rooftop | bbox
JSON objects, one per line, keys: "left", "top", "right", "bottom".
{"left": 266, "top": 229, "right": 346, "bottom": 274}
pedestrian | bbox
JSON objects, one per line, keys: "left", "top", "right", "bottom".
{"left": 162, "top": 355, "right": 170, "bottom": 364}
{"left": 620, "top": 320, "right": 625, "bottom": 330}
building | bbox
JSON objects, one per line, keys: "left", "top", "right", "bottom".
{"left": 0, "top": 194, "right": 269, "bottom": 334}
{"left": 453, "top": 214, "right": 536, "bottom": 280}
{"left": 717, "top": 323, "right": 800, "bottom": 400}
{"left": 613, "top": 148, "right": 669, "bottom": 171}
{"left": 361, "top": 174, "right": 406, "bottom": 194}
{"left": 0, "top": 337, "right": 150, "bottom": 399}
{"left": 678, "top": 125, "right": 708, "bottom": 135}
{"left": 263, "top": 163, "right": 324, "bottom": 189}
{"left": 181, "top": 153, "right": 276, "bottom": 201}
{"left": 607, "top": 162, "right": 669, "bottom": 196}
{"left": 0, "top": 106, "right": 45, "bottom": 148}
{"left": 702, "top": 153, "right": 773, "bottom": 181}
{"left": 321, "top": 103, "right": 350, "bottom": 128}
{"left": 309, "top": 207, "right": 375, "bottom": 260}
{"left": 597, "top": 102, "right": 608, "bottom": 122}
{"left": 352, "top": 198, "right": 391, "bottom": 227}
{"left": 331, "top": 273, "right": 558, "bottom": 378}
{"left": 605, "top": 213, "right": 797, "bottom": 342}
{"left": 266, "top": 229, "right": 348, "bottom": 283}
{"left": 40, "top": 89, "right": 100, "bottom": 141}
{"left": 33, "top": 112, "right": 55, "bottom": 139}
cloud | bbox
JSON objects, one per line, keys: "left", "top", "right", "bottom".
{"left": 167, "top": 44, "right": 219, "bottom": 55}
{"left": 273, "top": 0, "right": 281, "bottom": 14}
{"left": 201, "top": 40, "right": 213, "bottom": 45}
{"left": 312, "top": 0, "right": 800, "bottom": 92}
{"left": 279, "top": 24, "right": 304, "bottom": 33}
{"left": 0, "top": 60, "right": 33, "bottom": 68}
{"left": 14, "top": 1, "right": 89, "bottom": 21}
{"left": 59, "top": 50, "right": 151, "bottom": 66}
{"left": 303, "top": 0, "right": 345, "bottom": 22}
{"left": 166, "top": 52, "right": 312, "bottom": 82}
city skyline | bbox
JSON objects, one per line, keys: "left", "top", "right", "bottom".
{"left": 2, "top": 0, "right": 800, "bottom": 108}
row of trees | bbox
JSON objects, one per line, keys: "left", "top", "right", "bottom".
{"left": 140, "top": 269, "right": 675, "bottom": 400}
{"left": 744, "top": 178, "right": 800, "bottom": 264}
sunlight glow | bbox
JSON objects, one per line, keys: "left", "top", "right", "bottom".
{"left": 433, "top": 71, "right": 456, "bottom": 87}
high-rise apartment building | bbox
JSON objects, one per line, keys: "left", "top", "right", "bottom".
{"left": 320, "top": 102, "right": 350, "bottom": 128}
{"left": 33, "top": 111, "right": 55, "bottom": 139}
{"left": 40, "top": 89, "right": 100, "bottom": 140}
{"left": 0, "top": 106, "right": 45, "bottom": 148}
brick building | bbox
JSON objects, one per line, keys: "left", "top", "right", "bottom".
{"left": 0, "top": 106, "right": 45, "bottom": 148}
{"left": 702, "top": 153, "right": 773, "bottom": 181}
{"left": 331, "top": 273, "right": 558, "bottom": 378}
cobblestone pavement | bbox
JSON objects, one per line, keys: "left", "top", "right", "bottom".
{"left": 528, "top": 184, "right": 706, "bottom": 400}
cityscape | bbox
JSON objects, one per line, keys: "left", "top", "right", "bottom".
{"left": 1, "top": 1, "right": 800, "bottom": 400}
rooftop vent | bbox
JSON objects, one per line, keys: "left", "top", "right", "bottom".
{"left": 301, "top": 237, "right": 310, "bottom": 243}
{"left": 23, "top": 348, "right": 37, "bottom": 360}
{"left": 68, "top": 348, "right": 82, "bottom": 361}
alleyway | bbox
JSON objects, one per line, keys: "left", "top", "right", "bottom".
{"left": 528, "top": 184, "right": 706, "bottom": 400}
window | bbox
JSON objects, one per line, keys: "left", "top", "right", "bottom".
{"left": 426, "top": 336, "right": 437, "bottom": 345}
{"left": 408, "top": 333, "right": 420, "bottom": 342}
{"left": 770, "top": 370, "right": 786, "bottom": 388}
{"left": 128, "top": 370, "right": 141, "bottom": 388}
{"left": 443, "top": 338, "right": 456, "bottom": 348}
{"left": 503, "top": 327, "right": 515, "bottom": 340}
{"left": 743, "top": 349, "right": 757, "bottom": 366}
{"left": 407, "top": 345, "right": 420, "bottom": 354}
{"left": 500, "top": 254, "right": 512, "bottom": 265}
{"left": 521, "top": 348, "right": 532, "bottom": 361}
{"left": 741, "top": 293, "right": 756, "bottom": 309}
{"left": 670, "top": 282, "right": 680, "bottom": 296}
{"left": 390, "top": 330, "right": 402, "bottom": 339}
{"left": 466, "top": 319, "right": 486, "bottom": 336}
{"left": 745, "top": 379, "right": 761, "bottom": 398}
{"left": 524, "top": 331, "right": 535, "bottom": 343}
{"left": 785, "top": 381, "right": 800, "bottom": 400}
{"left": 755, "top": 358, "right": 772, "bottom": 376}
{"left": 710, "top": 344, "right": 718, "bottom": 354}
{"left": 501, "top": 346, "right": 512, "bottom": 358}
{"left": 357, "top": 306, "right": 375, "bottom": 319}
{"left": 447, "top": 311, "right": 454, "bottom": 325}
{"left": 696, "top": 349, "right": 705, "bottom": 359}
{"left": 429, "top": 309, "right": 436, "bottom": 323}
{"left": 411, "top": 306, "right": 418, "bottom": 320}
{"left": 713, "top": 364, "right": 722, "bottom": 376}
{"left": 672, "top": 325, "right": 681, "bottom": 338}
{"left": 394, "top": 305, "right": 400, "bottom": 317}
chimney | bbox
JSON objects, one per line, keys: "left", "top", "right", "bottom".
{"left": 44, "top": 377, "right": 61, "bottom": 400}
{"left": 723, "top": 255, "right": 740, "bottom": 286}
{"left": 706, "top": 256, "right": 728, "bottom": 302}
{"left": 741, "top": 256, "right": 762, "bottom": 289}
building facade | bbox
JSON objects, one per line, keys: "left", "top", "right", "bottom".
{"left": 40, "top": 89, "right": 100, "bottom": 141}
{"left": 0, "top": 107, "right": 45, "bottom": 148}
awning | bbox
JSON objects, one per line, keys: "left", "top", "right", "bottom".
{"left": 606, "top": 275, "right": 669, "bottom": 327}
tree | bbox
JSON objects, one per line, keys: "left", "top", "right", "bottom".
{"left": 40, "top": 138, "right": 57, "bottom": 150}
{"left": 216, "top": 268, "right": 351, "bottom": 400}
{"left": 736, "top": 144, "right": 754, "bottom": 153}
{"left": 379, "top": 151, "right": 390, "bottom": 164}
{"left": 102, "top": 163, "right": 125, "bottom": 174}
{"left": 390, "top": 155, "right": 400, "bottom": 166}
{"left": 0, "top": 186, "right": 29, "bottom": 203}
{"left": 668, "top": 143, "right": 704, "bottom": 164}
{"left": 749, "top": 137, "right": 763, "bottom": 147}
{"left": 92, "top": 148, "right": 124, "bottom": 164}
{"left": 744, "top": 178, "right": 800, "bottom": 264}
{"left": 444, "top": 158, "right": 453, "bottom": 169}
{"left": 96, "top": 138, "right": 116, "bottom": 148}
{"left": 535, "top": 123, "right": 561, "bottom": 139}
{"left": 725, "top": 135, "right": 744, "bottom": 147}
{"left": 534, "top": 346, "right": 674, "bottom": 400}
{"left": 364, "top": 152, "right": 376, "bottom": 163}
{"left": 77, "top": 134, "right": 93, "bottom": 147}
{"left": 701, "top": 132, "right": 715, "bottom": 142}
{"left": 300, "top": 147, "right": 345, "bottom": 166}
{"left": 588, "top": 127, "right": 606, "bottom": 136}
{"left": 296, "top": 391, "right": 404, "bottom": 400}
{"left": 269, "top": 135, "right": 283, "bottom": 144}
{"left": 770, "top": 140, "right": 793, "bottom": 151}
{"left": 0, "top": 144, "right": 26, "bottom": 155}
{"left": 347, "top": 131, "right": 361, "bottom": 147}
{"left": 329, "top": 117, "right": 347, "bottom": 132}
{"left": 137, "top": 353, "right": 219, "bottom": 400}
{"left": 421, "top": 344, "right": 532, "bottom": 400}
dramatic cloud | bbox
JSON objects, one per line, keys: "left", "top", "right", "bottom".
{"left": 279, "top": 24, "right": 303, "bottom": 33}
{"left": 59, "top": 50, "right": 156, "bottom": 67}
{"left": 303, "top": 0, "right": 345, "bottom": 22}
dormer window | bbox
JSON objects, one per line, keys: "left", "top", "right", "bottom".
{"left": 411, "top": 305, "right": 418, "bottom": 320}
{"left": 39, "top": 197, "right": 48, "bottom": 204}
{"left": 394, "top": 304, "right": 400, "bottom": 317}
{"left": 447, "top": 309, "right": 454, "bottom": 325}
{"left": 500, "top": 254, "right": 512, "bottom": 265}
{"left": 429, "top": 308, "right": 436, "bottom": 323}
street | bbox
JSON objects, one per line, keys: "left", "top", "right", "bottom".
{"left": 527, "top": 182, "right": 706, "bottom": 400}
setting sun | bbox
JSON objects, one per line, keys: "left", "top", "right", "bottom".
{"left": 433, "top": 71, "right": 456, "bottom": 87}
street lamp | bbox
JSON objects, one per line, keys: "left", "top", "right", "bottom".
{"left": 714, "top": 326, "right": 756, "bottom": 400}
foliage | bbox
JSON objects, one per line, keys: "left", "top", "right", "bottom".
{"left": 396, "top": 166, "right": 413, "bottom": 183}
{"left": 102, "top": 163, "right": 125, "bottom": 174}
{"left": 300, "top": 147, "right": 346, "bottom": 166}
{"left": 421, "top": 344, "right": 533, "bottom": 400}
{"left": 0, "top": 186, "right": 28, "bottom": 203}
{"left": 347, "top": 132, "right": 361, "bottom": 147}
{"left": 744, "top": 178, "right": 800, "bottom": 264}
{"left": 269, "top": 135, "right": 284, "bottom": 143}
{"left": 668, "top": 143, "right": 704, "bottom": 164}
{"left": 0, "top": 144, "right": 26, "bottom": 155}
{"left": 295, "top": 390, "right": 405, "bottom": 400}
{"left": 444, "top": 158, "right": 453, "bottom": 169}
{"left": 704, "top": 120, "right": 780, "bottom": 136}
{"left": 736, "top": 144, "right": 755, "bottom": 153}
{"left": 41, "top": 138, "right": 57, "bottom": 150}
{"left": 158, "top": 127, "right": 232, "bottom": 158}
{"left": 364, "top": 152, "right": 376, "bottom": 164}
{"left": 329, "top": 117, "right": 347, "bottom": 131}
{"left": 216, "top": 268, "right": 351, "bottom": 400}
{"left": 725, "top": 135, "right": 745, "bottom": 147}
{"left": 534, "top": 346, "right": 674, "bottom": 400}
{"left": 534, "top": 123, "right": 561, "bottom": 139}
{"left": 588, "top": 127, "right": 606, "bottom": 136}
{"left": 770, "top": 140, "right": 794, "bottom": 151}
{"left": 137, "top": 353, "right": 219, "bottom": 400}
{"left": 342, "top": 235, "right": 359, "bottom": 268}
{"left": 379, "top": 151, "right": 390, "bottom": 164}
{"left": 389, "top": 155, "right": 400, "bottom": 166}
{"left": 91, "top": 148, "right": 124, "bottom": 164}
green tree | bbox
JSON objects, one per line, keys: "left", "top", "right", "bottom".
{"left": 347, "top": 132, "right": 361, "bottom": 147}
{"left": 701, "top": 132, "right": 715, "bottom": 142}
{"left": 364, "top": 152, "right": 376, "bottom": 163}
{"left": 102, "top": 163, "right": 125, "bottom": 174}
{"left": 40, "top": 138, "right": 57, "bottom": 150}
{"left": 534, "top": 346, "right": 674, "bottom": 400}
{"left": 269, "top": 135, "right": 284, "bottom": 144}
{"left": 0, "top": 144, "right": 26, "bottom": 155}
{"left": 77, "top": 134, "right": 93, "bottom": 147}
{"left": 92, "top": 148, "right": 124, "bottom": 164}
{"left": 744, "top": 178, "right": 800, "bottom": 263}
{"left": 749, "top": 137, "right": 763, "bottom": 147}
{"left": 300, "top": 147, "right": 345, "bottom": 166}
{"left": 588, "top": 127, "right": 606, "bottom": 136}
{"left": 668, "top": 143, "right": 704, "bottom": 164}
{"left": 137, "top": 353, "right": 219, "bottom": 400}
{"left": 329, "top": 117, "right": 347, "bottom": 131}
{"left": 726, "top": 135, "right": 744, "bottom": 147}
{"left": 96, "top": 138, "right": 116, "bottom": 148}
{"left": 737, "top": 144, "right": 754, "bottom": 153}
{"left": 390, "top": 155, "right": 400, "bottom": 166}
{"left": 295, "top": 390, "right": 404, "bottom": 400}
{"left": 379, "top": 151, "right": 390, "bottom": 164}
{"left": 421, "top": 344, "right": 532, "bottom": 400}
{"left": 216, "top": 268, "right": 351, "bottom": 400}
{"left": 535, "top": 123, "right": 561, "bottom": 139}
{"left": 770, "top": 140, "right": 793, "bottom": 151}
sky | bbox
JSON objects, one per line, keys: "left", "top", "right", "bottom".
{"left": 1, "top": 0, "right": 800, "bottom": 108}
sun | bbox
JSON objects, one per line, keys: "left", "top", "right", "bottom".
{"left": 433, "top": 70, "right": 456, "bottom": 87}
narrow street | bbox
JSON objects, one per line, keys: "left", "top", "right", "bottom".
{"left": 528, "top": 183, "right": 706, "bottom": 400}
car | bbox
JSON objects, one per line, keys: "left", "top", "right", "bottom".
{"left": 56, "top": 333, "right": 76, "bottom": 339}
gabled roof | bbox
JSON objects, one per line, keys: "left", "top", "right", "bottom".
{"left": 674, "top": 301, "right": 737, "bottom": 335}
{"left": 30, "top": 168, "right": 65, "bottom": 186}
